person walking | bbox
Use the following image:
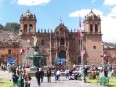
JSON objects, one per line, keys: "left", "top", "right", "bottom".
{"left": 12, "top": 72, "right": 19, "bottom": 87}
{"left": 56, "top": 69, "right": 61, "bottom": 81}
{"left": 40, "top": 68, "right": 44, "bottom": 82}
{"left": 46, "top": 68, "right": 51, "bottom": 83}
{"left": 65, "top": 68, "right": 69, "bottom": 79}
{"left": 35, "top": 68, "right": 41, "bottom": 87}
{"left": 23, "top": 73, "right": 32, "bottom": 87}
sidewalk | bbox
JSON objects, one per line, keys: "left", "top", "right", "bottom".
{"left": 0, "top": 70, "right": 12, "bottom": 78}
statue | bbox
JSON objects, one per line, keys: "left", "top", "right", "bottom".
{"left": 32, "top": 36, "right": 38, "bottom": 46}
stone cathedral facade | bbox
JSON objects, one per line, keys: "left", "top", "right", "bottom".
{"left": 19, "top": 10, "right": 103, "bottom": 66}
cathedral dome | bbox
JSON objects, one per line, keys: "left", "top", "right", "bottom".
{"left": 88, "top": 10, "right": 96, "bottom": 17}
{"left": 84, "top": 10, "right": 101, "bottom": 21}
{"left": 54, "top": 23, "right": 69, "bottom": 33}
{"left": 24, "top": 10, "right": 33, "bottom": 17}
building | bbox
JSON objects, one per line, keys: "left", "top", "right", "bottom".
{"left": 0, "top": 30, "right": 20, "bottom": 64}
{"left": 0, "top": 10, "right": 115, "bottom": 67}
{"left": 19, "top": 10, "right": 102, "bottom": 66}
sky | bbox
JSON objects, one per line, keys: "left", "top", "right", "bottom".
{"left": 0, "top": 0, "right": 116, "bottom": 43}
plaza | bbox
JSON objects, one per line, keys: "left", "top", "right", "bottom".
{"left": 0, "top": 70, "right": 107, "bottom": 87}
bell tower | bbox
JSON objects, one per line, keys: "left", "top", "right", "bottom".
{"left": 84, "top": 10, "right": 102, "bottom": 65}
{"left": 20, "top": 10, "right": 37, "bottom": 34}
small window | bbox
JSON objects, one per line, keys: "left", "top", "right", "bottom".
{"left": 8, "top": 49, "right": 11, "bottom": 54}
{"left": 41, "top": 40, "right": 45, "bottom": 45}
{"left": 24, "top": 24, "right": 27, "bottom": 32}
{"left": 29, "top": 24, "right": 33, "bottom": 32}
{"left": 95, "top": 24, "right": 98, "bottom": 32}
{"left": 60, "top": 38, "right": 65, "bottom": 45}
{"left": 90, "top": 24, "right": 93, "bottom": 32}
{"left": 93, "top": 46, "right": 96, "bottom": 49}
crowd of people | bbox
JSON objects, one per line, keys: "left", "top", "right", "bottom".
{"left": 0, "top": 63, "right": 116, "bottom": 87}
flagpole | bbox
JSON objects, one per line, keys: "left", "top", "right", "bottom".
{"left": 78, "top": 15, "right": 86, "bottom": 83}
{"left": 81, "top": 35, "right": 86, "bottom": 83}
{"left": 50, "top": 29, "right": 52, "bottom": 66}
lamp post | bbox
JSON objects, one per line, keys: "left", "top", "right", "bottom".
{"left": 19, "top": 30, "right": 23, "bottom": 68}
{"left": 101, "top": 42, "right": 104, "bottom": 67}
{"left": 26, "top": 39, "right": 30, "bottom": 66}
{"left": 66, "top": 47, "right": 68, "bottom": 68}
{"left": 81, "top": 37, "right": 86, "bottom": 83}
{"left": 18, "top": 30, "right": 24, "bottom": 87}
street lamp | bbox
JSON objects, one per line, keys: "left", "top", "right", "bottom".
{"left": 26, "top": 39, "right": 30, "bottom": 66}
{"left": 19, "top": 30, "right": 23, "bottom": 67}
{"left": 101, "top": 42, "right": 104, "bottom": 67}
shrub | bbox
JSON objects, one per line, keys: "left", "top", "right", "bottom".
{"left": 88, "top": 72, "right": 96, "bottom": 79}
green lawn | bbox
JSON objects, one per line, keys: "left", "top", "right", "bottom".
{"left": 87, "top": 77, "right": 116, "bottom": 87}
{"left": 0, "top": 78, "right": 13, "bottom": 87}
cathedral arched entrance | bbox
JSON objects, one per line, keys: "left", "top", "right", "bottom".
{"left": 58, "top": 50, "right": 66, "bottom": 58}
{"left": 57, "top": 50, "right": 66, "bottom": 68}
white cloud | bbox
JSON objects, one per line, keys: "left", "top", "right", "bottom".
{"left": 104, "top": 0, "right": 116, "bottom": 6}
{"left": 108, "top": 6, "right": 116, "bottom": 17}
{"left": 69, "top": 9, "right": 116, "bottom": 43}
{"left": 69, "top": 9, "right": 103, "bottom": 18}
{"left": 101, "top": 16, "right": 116, "bottom": 43}
{"left": 17, "top": 0, "right": 51, "bottom": 6}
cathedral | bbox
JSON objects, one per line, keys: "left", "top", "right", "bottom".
{"left": 19, "top": 10, "right": 102, "bottom": 66}
{"left": 0, "top": 10, "right": 115, "bottom": 67}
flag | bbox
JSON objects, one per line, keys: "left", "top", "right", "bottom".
{"left": 60, "top": 16, "right": 62, "bottom": 23}
{"left": 79, "top": 15, "right": 81, "bottom": 28}
{"left": 100, "top": 51, "right": 107, "bottom": 59}
{"left": 77, "top": 15, "right": 82, "bottom": 38}
{"left": 83, "top": 50, "right": 86, "bottom": 59}
{"left": 81, "top": 48, "right": 86, "bottom": 59}
{"left": 77, "top": 30, "right": 82, "bottom": 38}
{"left": 20, "top": 48, "right": 25, "bottom": 55}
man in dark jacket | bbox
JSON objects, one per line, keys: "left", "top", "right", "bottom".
{"left": 40, "top": 68, "right": 44, "bottom": 82}
{"left": 46, "top": 68, "right": 51, "bottom": 83}
{"left": 35, "top": 68, "right": 41, "bottom": 87}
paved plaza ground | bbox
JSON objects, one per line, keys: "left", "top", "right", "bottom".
{"left": 0, "top": 70, "right": 106, "bottom": 87}
{"left": 30, "top": 76, "right": 106, "bottom": 87}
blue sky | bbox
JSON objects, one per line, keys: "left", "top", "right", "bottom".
{"left": 0, "top": 0, "right": 116, "bottom": 43}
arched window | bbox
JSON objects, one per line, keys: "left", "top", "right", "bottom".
{"left": 8, "top": 49, "right": 11, "bottom": 54}
{"left": 60, "top": 38, "right": 65, "bottom": 45}
{"left": 29, "top": 24, "right": 33, "bottom": 32}
{"left": 24, "top": 24, "right": 27, "bottom": 32}
{"left": 95, "top": 24, "right": 98, "bottom": 32}
{"left": 41, "top": 40, "right": 45, "bottom": 45}
{"left": 90, "top": 24, "right": 93, "bottom": 32}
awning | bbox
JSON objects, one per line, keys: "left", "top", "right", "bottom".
{"left": 56, "top": 58, "right": 65, "bottom": 64}
{"left": 7, "top": 58, "right": 16, "bottom": 64}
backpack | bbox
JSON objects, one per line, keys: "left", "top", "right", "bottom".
{"left": 13, "top": 74, "right": 18, "bottom": 82}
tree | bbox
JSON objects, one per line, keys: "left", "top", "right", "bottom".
{"left": 0, "top": 24, "right": 4, "bottom": 29}
{"left": 4, "top": 22, "right": 20, "bottom": 33}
